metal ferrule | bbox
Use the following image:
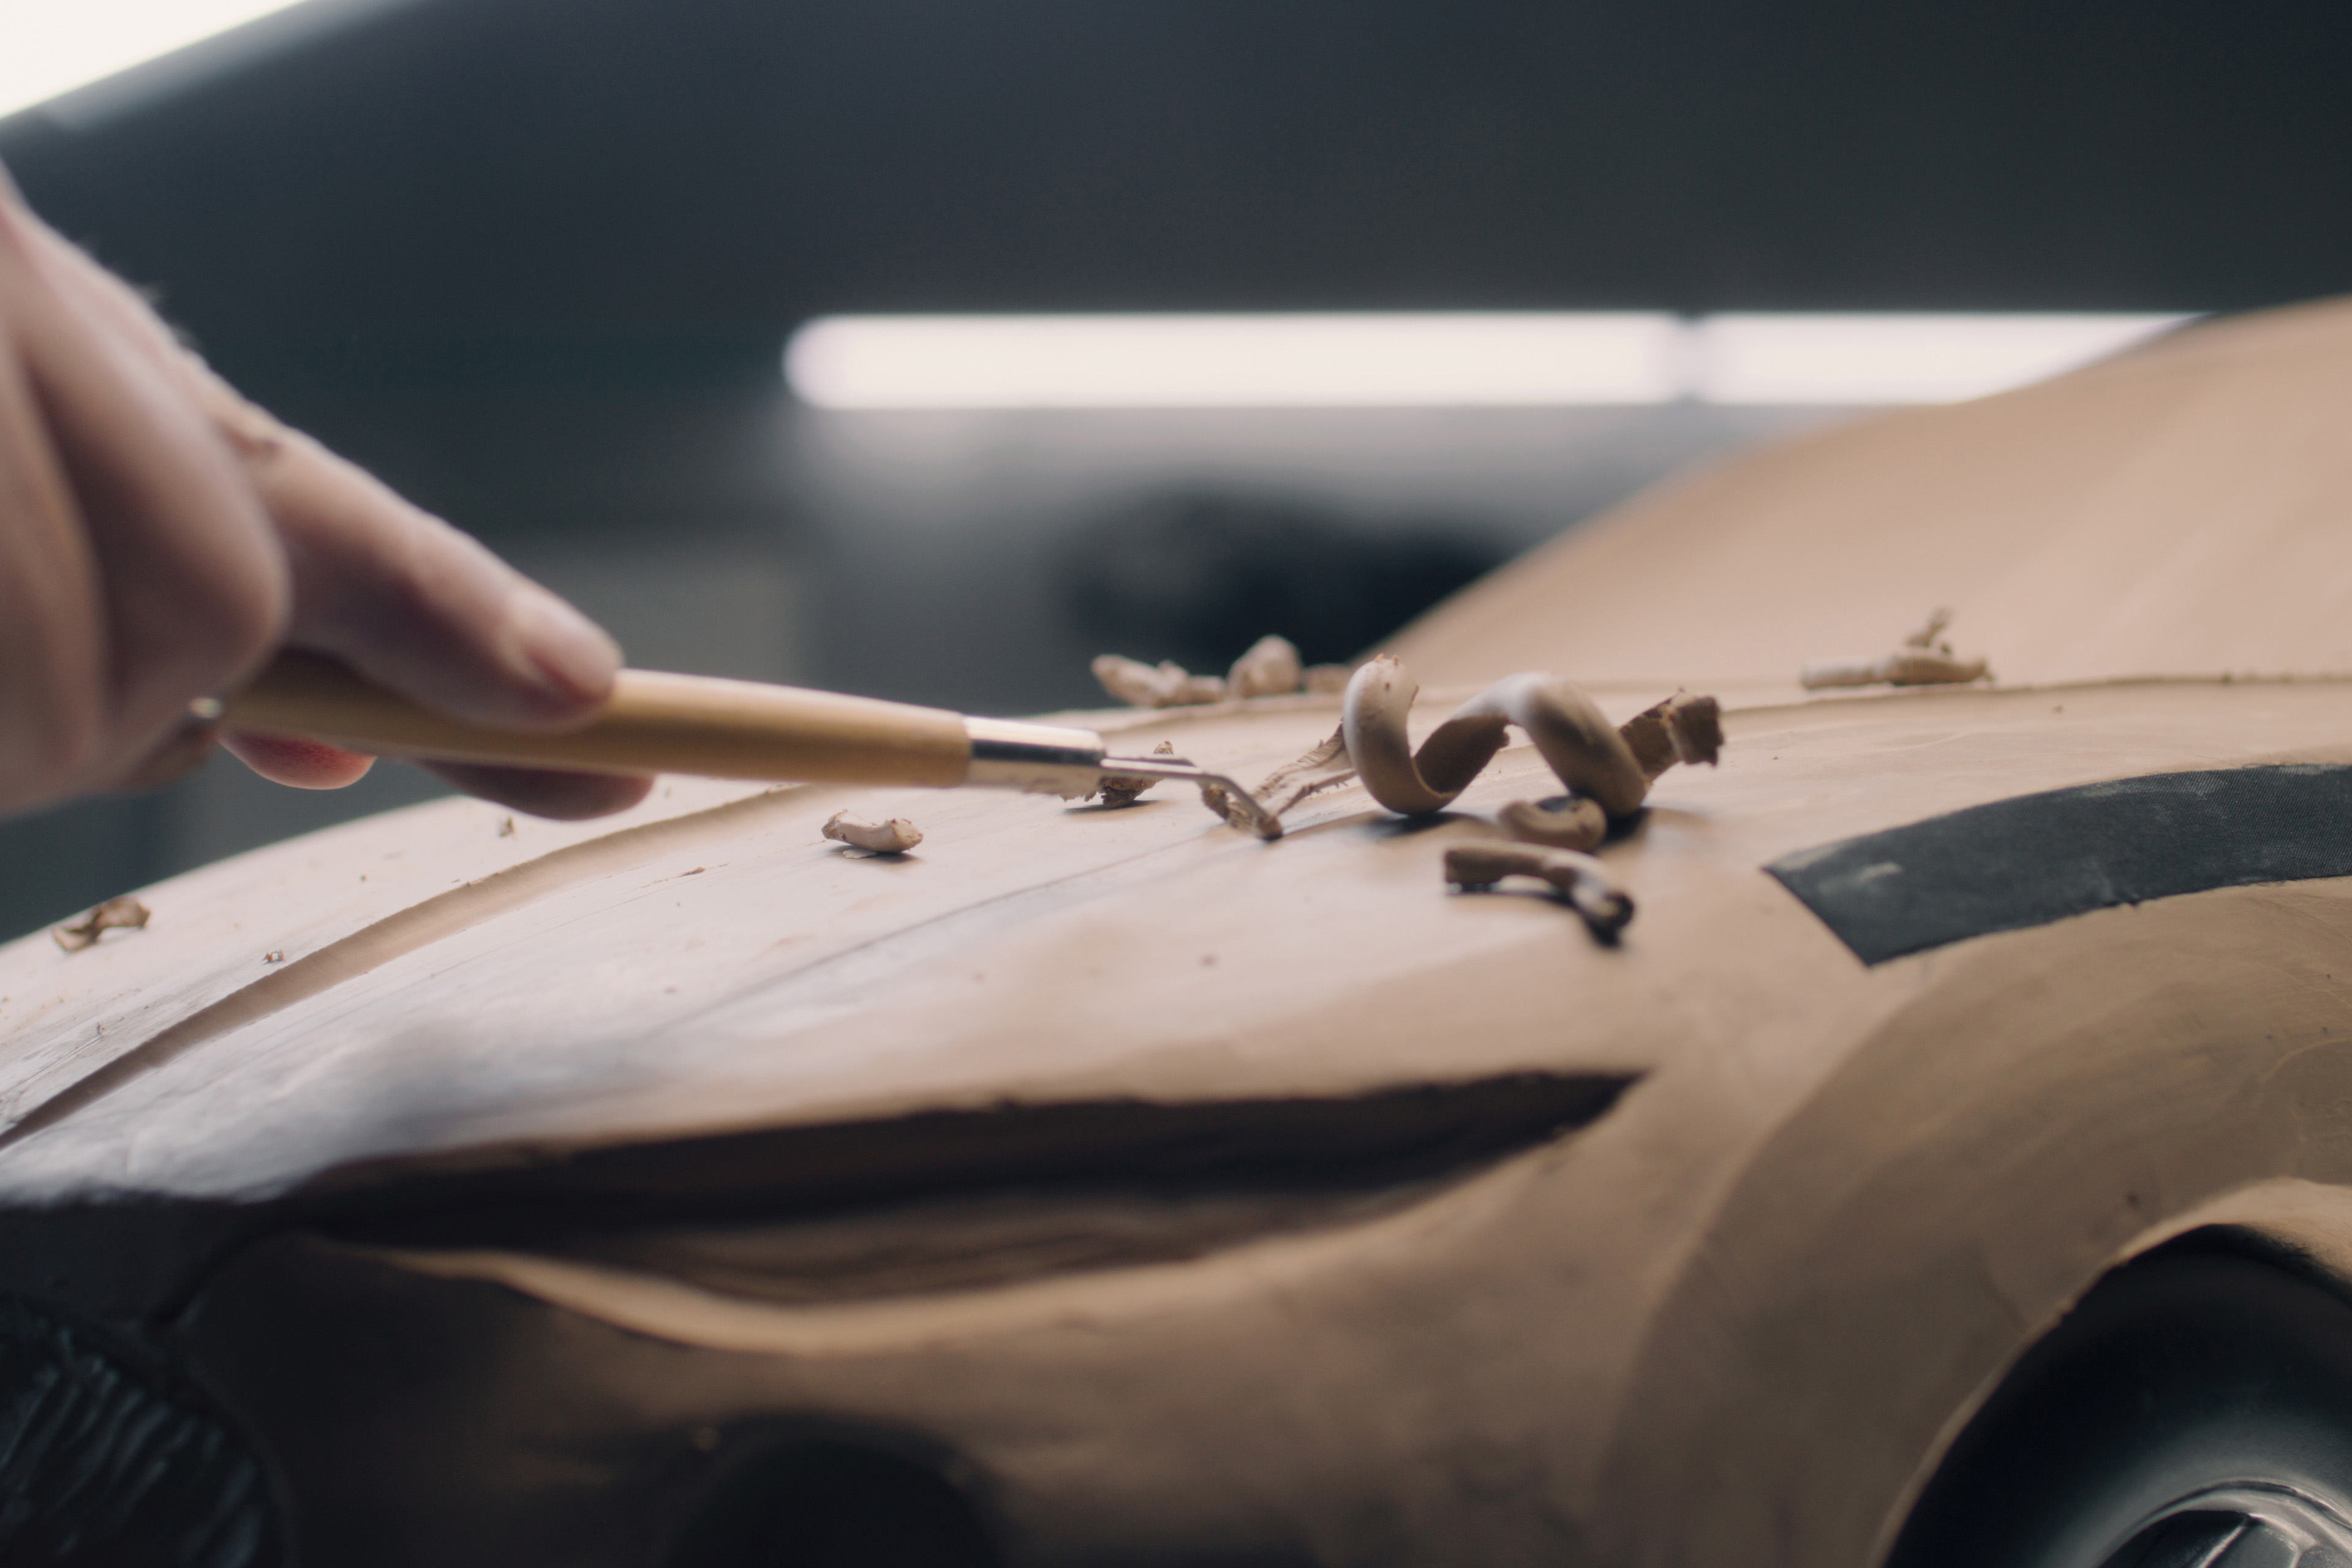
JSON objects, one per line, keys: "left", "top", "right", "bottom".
{"left": 962, "top": 717, "right": 1109, "bottom": 797}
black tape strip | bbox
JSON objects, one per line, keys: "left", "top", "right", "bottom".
{"left": 1766, "top": 764, "right": 2352, "bottom": 965}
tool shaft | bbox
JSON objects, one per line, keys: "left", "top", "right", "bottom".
{"left": 223, "top": 654, "right": 991, "bottom": 788}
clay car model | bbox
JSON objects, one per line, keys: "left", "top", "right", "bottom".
{"left": 4, "top": 298, "right": 2352, "bottom": 1568}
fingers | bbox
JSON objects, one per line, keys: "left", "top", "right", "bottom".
{"left": 232, "top": 421, "right": 624, "bottom": 731}
{"left": 2, "top": 185, "right": 636, "bottom": 828}
{"left": 0, "top": 187, "right": 286, "bottom": 810}
{"left": 10, "top": 204, "right": 620, "bottom": 736}
{"left": 0, "top": 325, "right": 107, "bottom": 805}
{"left": 220, "top": 730, "right": 376, "bottom": 790}
{"left": 417, "top": 761, "right": 655, "bottom": 821}
{"left": 116, "top": 717, "right": 224, "bottom": 793}
{"left": 218, "top": 734, "right": 651, "bottom": 823}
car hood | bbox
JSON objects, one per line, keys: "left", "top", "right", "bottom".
{"left": 1, "top": 674, "right": 2346, "bottom": 1207}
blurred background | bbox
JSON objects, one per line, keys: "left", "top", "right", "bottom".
{"left": 2, "top": 0, "right": 2349, "bottom": 940}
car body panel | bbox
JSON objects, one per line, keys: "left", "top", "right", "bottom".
{"left": 1394, "top": 298, "right": 2352, "bottom": 690}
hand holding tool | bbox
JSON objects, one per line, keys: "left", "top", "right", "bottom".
{"left": 214, "top": 654, "right": 1284, "bottom": 838}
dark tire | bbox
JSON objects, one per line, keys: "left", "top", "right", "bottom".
{"left": 0, "top": 1298, "right": 281, "bottom": 1568}
{"left": 1890, "top": 1243, "right": 2352, "bottom": 1568}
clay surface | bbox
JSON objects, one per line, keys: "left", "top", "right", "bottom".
{"left": 1391, "top": 302, "right": 2352, "bottom": 691}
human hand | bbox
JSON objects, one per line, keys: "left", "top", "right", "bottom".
{"left": 0, "top": 170, "right": 651, "bottom": 821}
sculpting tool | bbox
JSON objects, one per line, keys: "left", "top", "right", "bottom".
{"left": 216, "top": 654, "right": 1284, "bottom": 839}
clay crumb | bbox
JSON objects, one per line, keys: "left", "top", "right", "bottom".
{"left": 1496, "top": 795, "right": 1608, "bottom": 851}
{"left": 1617, "top": 692, "right": 1724, "bottom": 778}
{"left": 1092, "top": 655, "right": 1226, "bottom": 708}
{"left": 1226, "top": 635, "right": 1304, "bottom": 699}
{"left": 497, "top": 815, "right": 515, "bottom": 838}
{"left": 264, "top": 950, "right": 285, "bottom": 964}
{"left": 54, "top": 896, "right": 152, "bottom": 953}
{"left": 1093, "top": 635, "right": 1333, "bottom": 707}
{"left": 823, "top": 811, "right": 924, "bottom": 854}
{"left": 1802, "top": 608, "right": 1991, "bottom": 689}
{"left": 1094, "top": 741, "right": 1177, "bottom": 808}
{"left": 1445, "top": 843, "right": 1634, "bottom": 938}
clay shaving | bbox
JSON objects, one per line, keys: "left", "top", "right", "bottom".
{"left": 1802, "top": 608, "right": 1991, "bottom": 690}
{"left": 1093, "top": 635, "right": 1350, "bottom": 708}
{"left": 1240, "top": 728, "right": 1357, "bottom": 818}
{"left": 53, "top": 896, "right": 151, "bottom": 953}
{"left": 1343, "top": 661, "right": 1722, "bottom": 820}
{"left": 823, "top": 812, "right": 924, "bottom": 854}
{"left": 1093, "top": 741, "right": 1176, "bottom": 809}
{"left": 1444, "top": 845, "right": 1634, "bottom": 937}
{"left": 1216, "top": 658, "right": 1722, "bottom": 838}
{"left": 1227, "top": 634, "right": 1304, "bottom": 699}
{"left": 1496, "top": 796, "right": 1609, "bottom": 850}
{"left": 1092, "top": 657, "right": 1226, "bottom": 708}
{"left": 1205, "top": 656, "right": 1724, "bottom": 933}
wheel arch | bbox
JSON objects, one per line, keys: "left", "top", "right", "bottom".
{"left": 1869, "top": 1177, "right": 2352, "bottom": 1567}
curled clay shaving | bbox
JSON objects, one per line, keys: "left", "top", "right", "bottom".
{"left": 1344, "top": 658, "right": 1721, "bottom": 820}
{"left": 1094, "top": 741, "right": 1176, "bottom": 809}
{"left": 53, "top": 896, "right": 151, "bottom": 953}
{"left": 1444, "top": 845, "right": 1634, "bottom": 937}
{"left": 822, "top": 812, "right": 924, "bottom": 854}
{"left": 1802, "top": 608, "right": 1991, "bottom": 689}
{"left": 1093, "top": 635, "right": 1330, "bottom": 708}
{"left": 1223, "top": 661, "right": 1722, "bottom": 839}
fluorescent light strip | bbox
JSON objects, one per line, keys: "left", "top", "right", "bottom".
{"left": 0, "top": 0, "right": 318, "bottom": 120}
{"left": 787, "top": 312, "right": 1687, "bottom": 409}
{"left": 786, "top": 311, "right": 2195, "bottom": 410}
{"left": 1695, "top": 313, "right": 2192, "bottom": 405}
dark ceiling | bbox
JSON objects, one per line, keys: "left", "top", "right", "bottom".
{"left": 2, "top": 0, "right": 2349, "bottom": 529}
{"left": 10, "top": 1, "right": 2352, "bottom": 332}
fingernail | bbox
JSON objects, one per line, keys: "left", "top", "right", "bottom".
{"left": 510, "top": 586, "right": 620, "bottom": 710}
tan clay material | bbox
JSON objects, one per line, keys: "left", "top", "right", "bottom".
{"left": 4, "top": 296, "right": 2352, "bottom": 1568}
{"left": 1341, "top": 657, "right": 1719, "bottom": 821}
{"left": 820, "top": 811, "right": 924, "bottom": 854}
{"left": 1090, "top": 654, "right": 1227, "bottom": 708}
{"left": 1444, "top": 842, "right": 1633, "bottom": 935}
{"left": 1226, "top": 635, "right": 1305, "bottom": 699}
{"left": 1389, "top": 300, "right": 2352, "bottom": 690}
{"left": 1091, "top": 740, "right": 1176, "bottom": 808}
{"left": 1802, "top": 608, "right": 1993, "bottom": 689}
{"left": 1493, "top": 795, "right": 1607, "bottom": 850}
{"left": 1093, "top": 635, "right": 1313, "bottom": 707}
{"left": 1231, "top": 727, "right": 1355, "bottom": 818}
{"left": 51, "top": 897, "right": 151, "bottom": 954}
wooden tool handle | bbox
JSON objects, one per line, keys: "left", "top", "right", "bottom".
{"left": 221, "top": 654, "right": 974, "bottom": 787}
